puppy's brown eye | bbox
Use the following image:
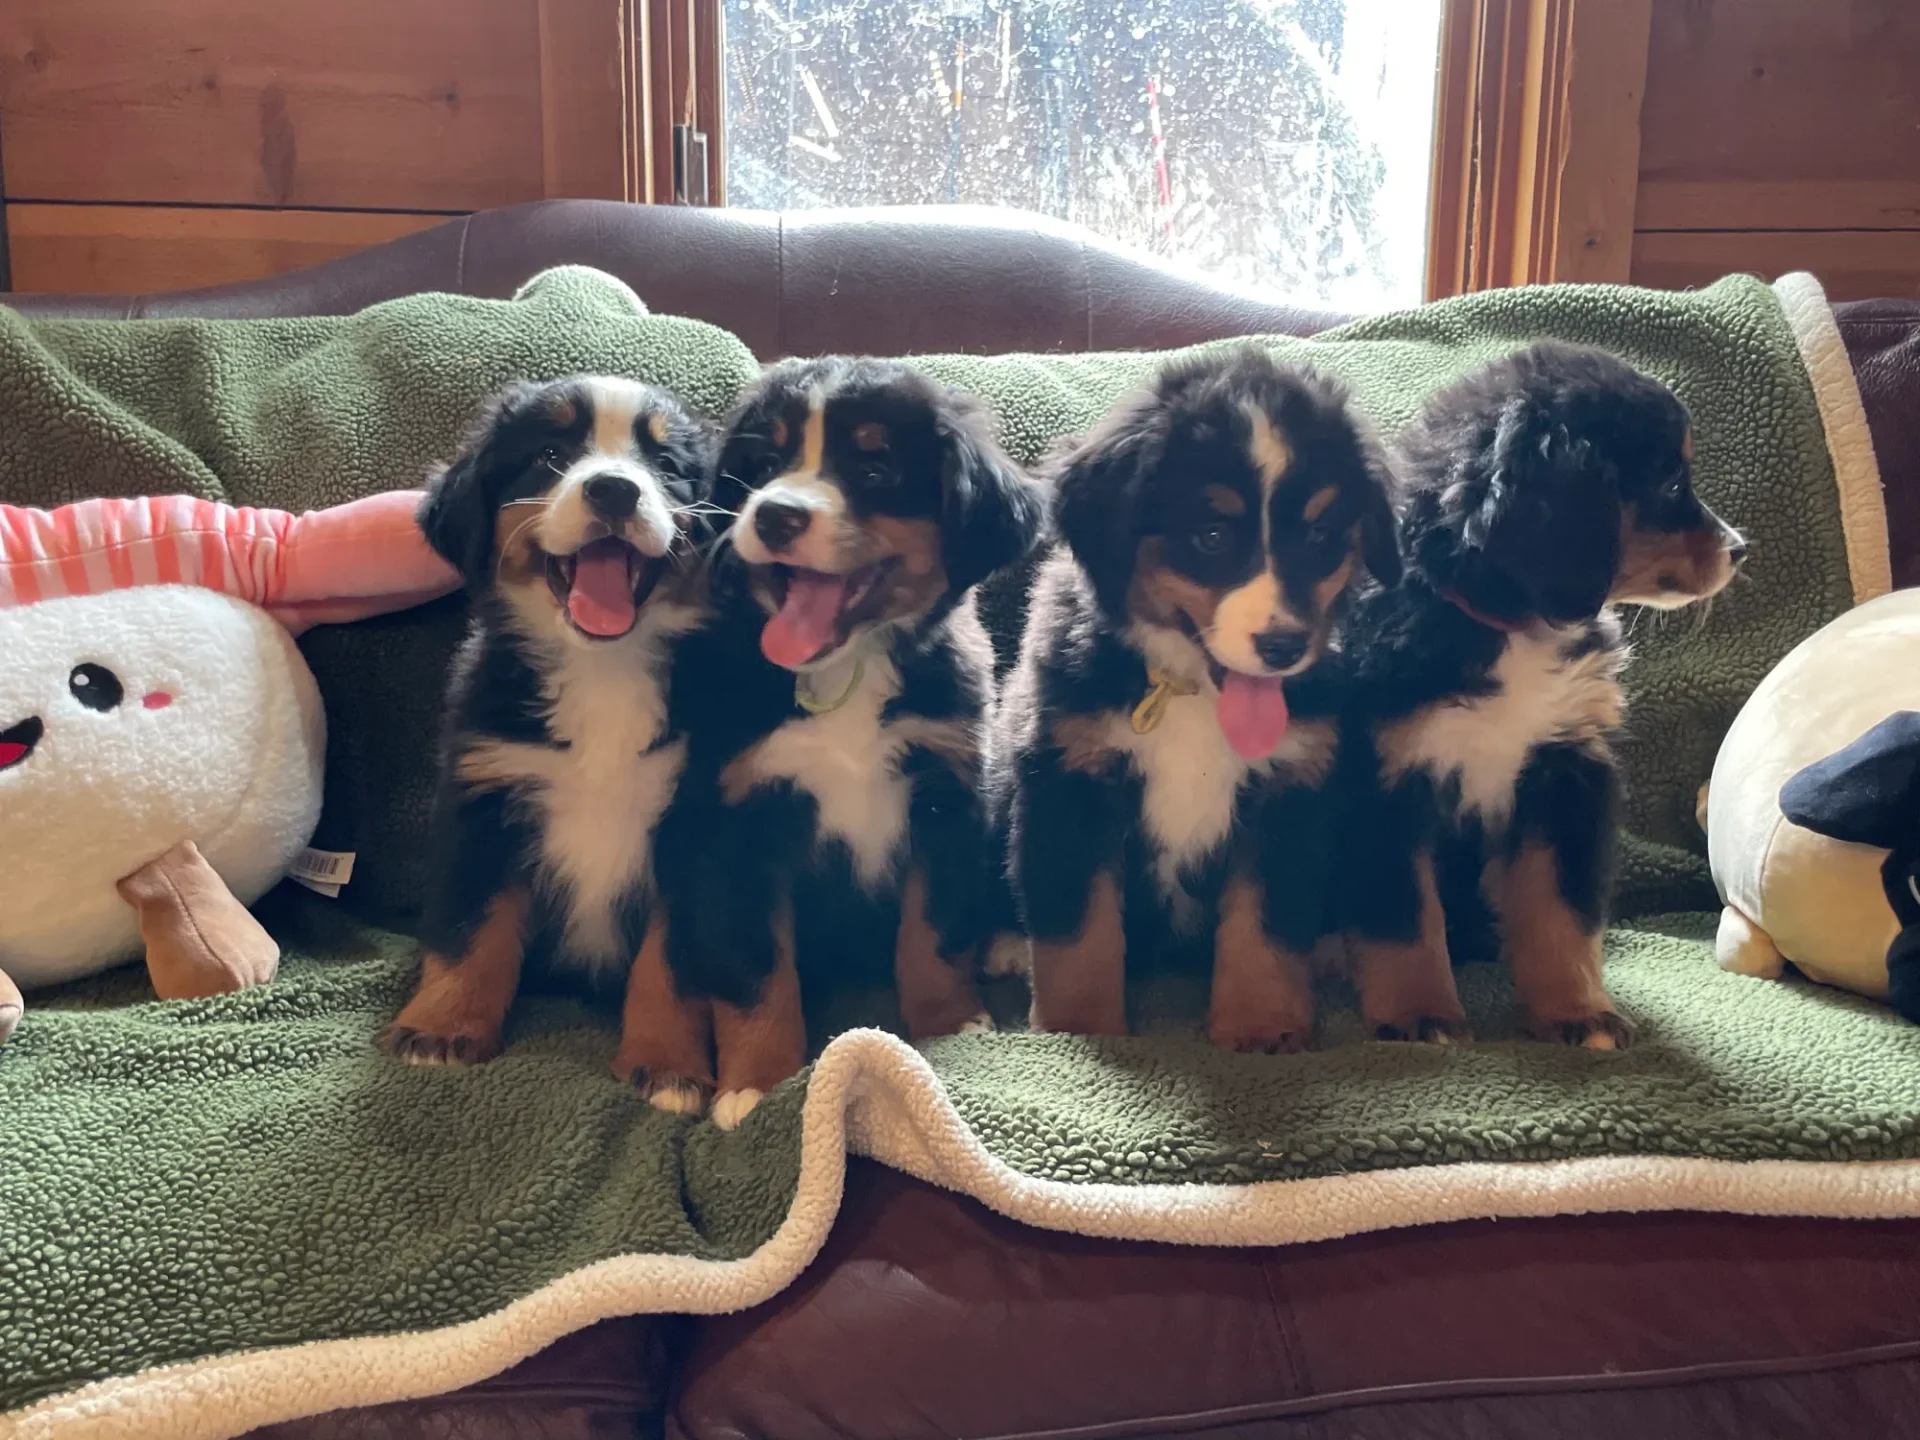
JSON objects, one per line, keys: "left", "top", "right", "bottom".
{"left": 536, "top": 444, "right": 565, "bottom": 469}
{"left": 1192, "top": 521, "right": 1233, "bottom": 556}
{"left": 1304, "top": 520, "right": 1338, "bottom": 548}
{"left": 1660, "top": 477, "right": 1686, "bottom": 502}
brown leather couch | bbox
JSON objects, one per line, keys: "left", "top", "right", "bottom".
{"left": 15, "top": 202, "right": 1920, "bottom": 1439}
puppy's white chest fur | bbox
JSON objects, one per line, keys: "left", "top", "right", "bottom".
{"left": 1380, "top": 625, "right": 1625, "bottom": 827}
{"left": 1108, "top": 693, "right": 1335, "bottom": 920}
{"left": 730, "top": 651, "right": 920, "bottom": 889}
{"left": 459, "top": 625, "right": 692, "bottom": 968}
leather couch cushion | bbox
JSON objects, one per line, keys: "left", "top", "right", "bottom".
{"left": 670, "top": 1160, "right": 1920, "bottom": 1440}
{"left": 242, "top": 1316, "right": 676, "bottom": 1440}
{"left": 1836, "top": 299, "right": 1920, "bottom": 590}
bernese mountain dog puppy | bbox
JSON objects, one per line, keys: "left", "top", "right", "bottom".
{"left": 990, "top": 346, "right": 1400, "bottom": 1049}
{"left": 1339, "top": 342, "right": 1746, "bottom": 1049}
{"left": 379, "top": 375, "right": 715, "bottom": 1066}
{"left": 615, "top": 357, "right": 1046, "bottom": 1128}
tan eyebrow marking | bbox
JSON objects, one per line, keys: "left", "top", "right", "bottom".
{"left": 1301, "top": 486, "right": 1339, "bottom": 522}
{"left": 1681, "top": 429, "right": 1694, "bottom": 462}
{"left": 853, "top": 421, "right": 890, "bottom": 452}
{"left": 646, "top": 410, "right": 670, "bottom": 444}
{"left": 769, "top": 417, "right": 789, "bottom": 447}
{"left": 545, "top": 394, "right": 578, "bottom": 426}
{"left": 1203, "top": 484, "right": 1246, "bottom": 516}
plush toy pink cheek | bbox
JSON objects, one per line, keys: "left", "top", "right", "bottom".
{"left": 143, "top": 692, "right": 174, "bottom": 710}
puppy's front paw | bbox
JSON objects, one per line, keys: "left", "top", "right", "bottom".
{"left": 377, "top": 1019, "right": 502, "bottom": 1067}
{"left": 1373, "top": 1015, "right": 1470, "bottom": 1045}
{"left": 637, "top": 1071, "right": 710, "bottom": 1117}
{"left": 1207, "top": 1013, "right": 1311, "bottom": 1055}
{"left": 1532, "top": 1010, "right": 1634, "bottom": 1051}
{"left": 711, "top": 1088, "right": 765, "bottom": 1131}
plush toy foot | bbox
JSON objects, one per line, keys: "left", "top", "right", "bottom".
{"left": 118, "top": 840, "right": 280, "bottom": 1000}
{"left": 0, "top": 967, "right": 22, "bottom": 1046}
{"left": 1715, "top": 905, "right": 1785, "bottom": 980}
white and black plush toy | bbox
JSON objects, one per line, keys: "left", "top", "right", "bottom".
{"left": 1778, "top": 712, "right": 1920, "bottom": 1022}
{"left": 1707, "top": 586, "right": 1920, "bottom": 1020}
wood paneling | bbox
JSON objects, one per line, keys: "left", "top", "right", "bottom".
{"left": 0, "top": 0, "right": 631, "bottom": 212}
{"left": 1632, "top": 230, "right": 1920, "bottom": 303}
{"left": 1639, "top": 0, "right": 1920, "bottom": 190}
{"left": 1631, "top": 0, "right": 1920, "bottom": 299}
{"left": 7, "top": 205, "right": 445, "bottom": 294}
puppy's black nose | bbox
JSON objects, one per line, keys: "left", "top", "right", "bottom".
{"left": 753, "top": 499, "right": 812, "bottom": 553}
{"left": 583, "top": 474, "right": 640, "bottom": 520}
{"left": 1253, "top": 628, "right": 1310, "bottom": 671}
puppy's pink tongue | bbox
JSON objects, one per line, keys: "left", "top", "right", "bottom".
{"left": 762, "top": 570, "right": 848, "bottom": 669}
{"left": 567, "top": 538, "right": 638, "bottom": 638}
{"left": 1216, "top": 671, "right": 1290, "bottom": 759}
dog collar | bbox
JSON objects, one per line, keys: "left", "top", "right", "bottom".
{"left": 1131, "top": 668, "right": 1201, "bottom": 735}
{"left": 1441, "top": 589, "right": 1530, "bottom": 634}
{"left": 795, "top": 652, "right": 867, "bottom": 716}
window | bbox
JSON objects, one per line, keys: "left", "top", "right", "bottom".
{"left": 721, "top": 0, "right": 1445, "bottom": 309}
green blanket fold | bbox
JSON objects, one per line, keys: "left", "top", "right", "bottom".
{"left": 0, "top": 268, "right": 1897, "bottom": 1437}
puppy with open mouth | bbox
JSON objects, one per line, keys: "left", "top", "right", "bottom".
{"left": 379, "top": 374, "right": 717, "bottom": 1068}
{"left": 619, "top": 357, "right": 1045, "bottom": 1129}
{"left": 988, "top": 346, "right": 1400, "bottom": 1050}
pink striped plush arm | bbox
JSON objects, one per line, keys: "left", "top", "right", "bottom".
{"left": 0, "top": 491, "right": 461, "bottom": 633}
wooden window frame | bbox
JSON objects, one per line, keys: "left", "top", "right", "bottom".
{"left": 1426, "top": 0, "right": 1653, "bottom": 298}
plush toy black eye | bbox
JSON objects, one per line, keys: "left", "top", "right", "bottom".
{"left": 69, "top": 663, "right": 124, "bottom": 712}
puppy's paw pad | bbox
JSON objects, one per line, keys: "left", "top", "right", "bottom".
{"left": 957, "top": 1011, "right": 995, "bottom": 1035}
{"left": 984, "top": 934, "right": 1032, "bottom": 978}
{"left": 711, "top": 1088, "right": 765, "bottom": 1130}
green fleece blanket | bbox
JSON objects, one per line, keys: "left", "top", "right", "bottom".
{"left": 0, "top": 268, "right": 1904, "bottom": 1439}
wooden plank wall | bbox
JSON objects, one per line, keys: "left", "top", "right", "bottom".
{"left": 1632, "top": 0, "right": 1920, "bottom": 300}
{"left": 0, "top": 0, "right": 633, "bottom": 293}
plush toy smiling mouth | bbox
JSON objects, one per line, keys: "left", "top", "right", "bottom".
{"left": 759, "top": 559, "right": 899, "bottom": 669}
{"left": 0, "top": 716, "right": 44, "bottom": 773}
{"left": 545, "top": 536, "right": 665, "bottom": 640}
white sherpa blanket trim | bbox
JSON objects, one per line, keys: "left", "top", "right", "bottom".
{"left": 1773, "top": 271, "right": 1892, "bottom": 603}
{"left": 12, "top": 1027, "right": 1920, "bottom": 1440}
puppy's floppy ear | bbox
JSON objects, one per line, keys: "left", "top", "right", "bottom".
{"left": 1052, "top": 397, "right": 1157, "bottom": 618}
{"left": 416, "top": 452, "right": 495, "bottom": 591}
{"left": 1355, "top": 436, "right": 1403, "bottom": 587}
{"left": 417, "top": 382, "right": 542, "bottom": 589}
{"left": 1464, "top": 399, "right": 1618, "bottom": 623}
{"left": 939, "top": 399, "right": 1046, "bottom": 593}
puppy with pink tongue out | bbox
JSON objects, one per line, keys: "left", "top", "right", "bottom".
{"left": 627, "top": 357, "right": 1043, "bottom": 1130}
{"left": 986, "top": 348, "right": 1401, "bottom": 1054}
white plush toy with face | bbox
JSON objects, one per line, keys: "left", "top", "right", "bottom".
{"left": 0, "top": 585, "right": 325, "bottom": 994}
{"left": 0, "top": 490, "right": 462, "bottom": 1044}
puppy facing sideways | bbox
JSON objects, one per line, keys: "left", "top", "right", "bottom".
{"left": 380, "top": 375, "right": 716, "bottom": 1066}
{"left": 1339, "top": 342, "right": 1746, "bottom": 1049}
{"left": 618, "top": 357, "right": 1045, "bottom": 1128}
{"left": 990, "top": 346, "right": 1400, "bottom": 1050}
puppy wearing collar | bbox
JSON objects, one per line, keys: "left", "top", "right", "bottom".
{"left": 618, "top": 357, "right": 1044, "bottom": 1128}
{"left": 987, "top": 347, "right": 1399, "bottom": 1049}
